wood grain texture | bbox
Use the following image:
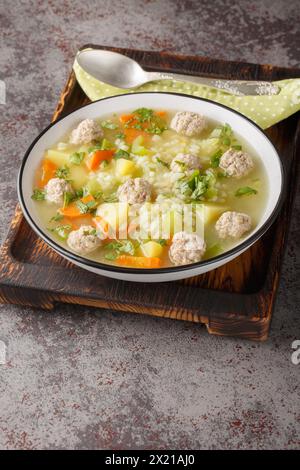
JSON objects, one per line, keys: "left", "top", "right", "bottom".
{"left": 0, "top": 45, "right": 299, "bottom": 341}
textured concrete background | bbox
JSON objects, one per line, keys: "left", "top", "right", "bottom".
{"left": 0, "top": 0, "right": 299, "bottom": 450}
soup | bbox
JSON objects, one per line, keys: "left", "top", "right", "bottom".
{"left": 31, "top": 108, "right": 268, "bottom": 269}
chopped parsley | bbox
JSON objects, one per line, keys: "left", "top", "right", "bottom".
{"left": 75, "top": 188, "right": 84, "bottom": 199}
{"left": 104, "top": 240, "right": 136, "bottom": 260}
{"left": 63, "top": 191, "right": 74, "bottom": 208}
{"left": 124, "top": 108, "right": 167, "bottom": 135}
{"left": 83, "top": 228, "right": 97, "bottom": 236}
{"left": 76, "top": 198, "right": 97, "bottom": 214}
{"left": 88, "top": 139, "right": 114, "bottom": 153}
{"left": 104, "top": 252, "right": 119, "bottom": 261}
{"left": 69, "top": 152, "right": 85, "bottom": 165}
{"left": 156, "top": 157, "right": 170, "bottom": 168}
{"left": 174, "top": 160, "right": 187, "bottom": 170}
{"left": 49, "top": 224, "right": 72, "bottom": 240}
{"left": 133, "top": 123, "right": 143, "bottom": 130}
{"left": 114, "top": 149, "right": 131, "bottom": 160}
{"left": 191, "top": 176, "right": 210, "bottom": 200}
{"left": 133, "top": 108, "right": 154, "bottom": 121}
{"left": 101, "top": 120, "right": 118, "bottom": 130}
{"left": 101, "top": 160, "right": 109, "bottom": 169}
{"left": 116, "top": 132, "right": 125, "bottom": 139}
{"left": 88, "top": 142, "right": 102, "bottom": 153}
{"left": 31, "top": 188, "right": 45, "bottom": 201}
{"left": 235, "top": 186, "right": 258, "bottom": 197}
{"left": 211, "top": 150, "right": 223, "bottom": 168}
{"left": 222, "top": 136, "right": 231, "bottom": 146}
{"left": 101, "top": 138, "right": 114, "bottom": 150}
{"left": 55, "top": 165, "right": 70, "bottom": 179}
{"left": 50, "top": 212, "right": 64, "bottom": 222}
{"left": 177, "top": 169, "right": 217, "bottom": 201}
{"left": 102, "top": 193, "right": 118, "bottom": 203}
{"left": 232, "top": 144, "right": 242, "bottom": 150}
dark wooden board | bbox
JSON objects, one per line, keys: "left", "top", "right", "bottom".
{"left": 0, "top": 45, "right": 299, "bottom": 341}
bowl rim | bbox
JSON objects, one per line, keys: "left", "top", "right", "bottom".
{"left": 18, "top": 91, "right": 286, "bottom": 275}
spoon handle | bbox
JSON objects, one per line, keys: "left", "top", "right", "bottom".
{"left": 146, "top": 71, "right": 280, "bottom": 96}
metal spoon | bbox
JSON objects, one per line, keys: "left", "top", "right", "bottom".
{"left": 76, "top": 49, "right": 280, "bottom": 96}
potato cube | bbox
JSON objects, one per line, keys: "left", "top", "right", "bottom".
{"left": 116, "top": 158, "right": 137, "bottom": 176}
{"left": 141, "top": 241, "right": 163, "bottom": 258}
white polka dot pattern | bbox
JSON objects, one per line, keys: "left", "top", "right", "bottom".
{"left": 73, "top": 60, "right": 300, "bottom": 130}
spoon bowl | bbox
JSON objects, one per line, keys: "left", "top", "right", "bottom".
{"left": 76, "top": 49, "right": 148, "bottom": 89}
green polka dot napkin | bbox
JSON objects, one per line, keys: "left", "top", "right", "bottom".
{"left": 73, "top": 60, "right": 300, "bottom": 130}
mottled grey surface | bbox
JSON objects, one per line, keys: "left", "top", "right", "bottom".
{"left": 0, "top": 0, "right": 299, "bottom": 450}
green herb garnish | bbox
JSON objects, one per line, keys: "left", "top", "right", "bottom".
{"left": 70, "top": 152, "right": 85, "bottom": 165}
{"left": 55, "top": 165, "right": 70, "bottom": 179}
{"left": 101, "top": 120, "right": 118, "bottom": 130}
{"left": 102, "top": 193, "right": 118, "bottom": 203}
{"left": 50, "top": 212, "right": 64, "bottom": 222}
{"left": 75, "top": 188, "right": 84, "bottom": 199}
{"left": 235, "top": 186, "right": 258, "bottom": 197}
{"left": 116, "top": 133, "right": 125, "bottom": 139}
{"left": 31, "top": 188, "right": 45, "bottom": 201}
{"left": 125, "top": 108, "right": 167, "bottom": 135}
{"left": 158, "top": 239, "right": 167, "bottom": 246}
{"left": 177, "top": 169, "right": 217, "bottom": 201}
{"left": 83, "top": 228, "right": 97, "bottom": 236}
{"left": 101, "top": 138, "right": 114, "bottom": 150}
{"left": 222, "top": 136, "right": 231, "bottom": 146}
{"left": 191, "top": 176, "right": 210, "bottom": 200}
{"left": 232, "top": 144, "right": 242, "bottom": 150}
{"left": 49, "top": 224, "right": 72, "bottom": 240}
{"left": 101, "top": 160, "right": 109, "bottom": 169}
{"left": 114, "top": 149, "right": 131, "bottom": 160}
{"left": 104, "top": 240, "right": 136, "bottom": 260}
{"left": 63, "top": 191, "right": 74, "bottom": 208}
{"left": 93, "top": 191, "right": 103, "bottom": 201}
{"left": 133, "top": 108, "right": 154, "bottom": 121}
{"left": 156, "top": 157, "right": 170, "bottom": 169}
{"left": 105, "top": 252, "right": 118, "bottom": 261}
{"left": 76, "top": 198, "right": 97, "bottom": 214}
{"left": 216, "top": 123, "right": 233, "bottom": 148}
{"left": 211, "top": 150, "right": 223, "bottom": 168}
{"left": 88, "top": 142, "right": 102, "bottom": 153}
{"left": 133, "top": 123, "right": 143, "bottom": 130}
{"left": 174, "top": 160, "right": 187, "bottom": 170}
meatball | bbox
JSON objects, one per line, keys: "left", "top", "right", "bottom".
{"left": 117, "top": 178, "right": 152, "bottom": 204}
{"left": 45, "top": 177, "right": 73, "bottom": 205}
{"left": 215, "top": 211, "right": 252, "bottom": 239}
{"left": 219, "top": 148, "right": 254, "bottom": 178}
{"left": 69, "top": 119, "right": 103, "bottom": 145}
{"left": 170, "top": 111, "right": 206, "bottom": 137}
{"left": 170, "top": 153, "right": 201, "bottom": 173}
{"left": 67, "top": 225, "right": 101, "bottom": 255}
{"left": 169, "top": 231, "right": 206, "bottom": 266}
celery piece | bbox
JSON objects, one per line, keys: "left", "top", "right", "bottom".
{"left": 131, "top": 135, "right": 149, "bottom": 155}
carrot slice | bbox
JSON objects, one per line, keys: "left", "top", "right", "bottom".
{"left": 59, "top": 194, "right": 96, "bottom": 218}
{"left": 116, "top": 255, "right": 162, "bottom": 268}
{"left": 86, "top": 150, "right": 115, "bottom": 171}
{"left": 119, "top": 114, "right": 136, "bottom": 125}
{"left": 156, "top": 110, "right": 167, "bottom": 118}
{"left": 37, "top": 159, "right": 58, "bottom": 187}
{"left": 124, "top": 128, "right": 149, "bottom": 144}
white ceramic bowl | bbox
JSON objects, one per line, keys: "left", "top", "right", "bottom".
{"left": 18, "top": 92, "right": 284, "bottom": 282}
